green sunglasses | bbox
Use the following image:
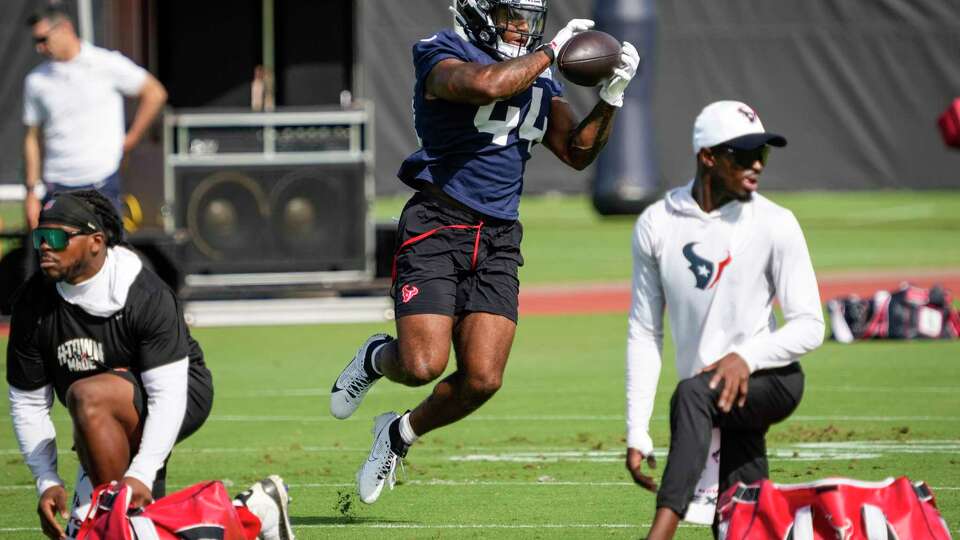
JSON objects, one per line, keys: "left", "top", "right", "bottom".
{"left": 32, "top": 227, "right": 88, "bottom": 250}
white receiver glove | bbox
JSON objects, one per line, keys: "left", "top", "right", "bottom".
{"left": 599, "top": 41, "right": 640, "bottom": 107}
{"left": 545, "top": 19, "right": 595, "bottom": 57}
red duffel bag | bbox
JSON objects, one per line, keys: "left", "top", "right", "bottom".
{"left": 717, "top": 476, "right": 952, "bottom": 539}
{"left": 77, "top": 480, "right": 251, "bottom": 540}
{"left": 937, "top": 98, "right": 960, "bottom": 148}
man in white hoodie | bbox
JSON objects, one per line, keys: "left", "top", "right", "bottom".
{"left": 624, "top": 101, "right": 824, "bottom": 539}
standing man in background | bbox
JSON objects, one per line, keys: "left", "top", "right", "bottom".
{"left": 22, "top": 3, "right": 167, "bottom": 227}
{"left": 624, "top": 101, "right": 824, "bottom": 538}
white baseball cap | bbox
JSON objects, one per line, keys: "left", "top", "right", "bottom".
{"left": 692, "top": 100, "right": 787, "bottom": 155}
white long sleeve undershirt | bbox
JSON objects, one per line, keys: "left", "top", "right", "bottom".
{"left": 9, "top": 384, "right": 64, "bottom": 497}
{"left": 625, "top": 220, "right": 665, "bottom": 456}
{"left": 124, "top": 357, "right": 189, "bottom": 490}
{"left": 9, "top": 358, "right": 189, "bottom": 496}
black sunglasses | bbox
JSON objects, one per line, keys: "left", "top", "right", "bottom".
{"left": 32, "top": 20, "right": 62, "bottom": 44}
{"left": 713, "top": 145, "right": 770, "bottom": 169}
{"left": 32, "top": 227, "right": 87, "bottom": 250}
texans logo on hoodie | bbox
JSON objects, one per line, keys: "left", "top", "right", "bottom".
{"left": 682, "top": 242, "right": 732, "bottom": 290}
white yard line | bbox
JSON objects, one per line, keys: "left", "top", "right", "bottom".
{"left": 843, "top": 202, "right": 936, "bottom": 223}
{"left": 1, "top": 480, "right": 959, "bottom": 491}
{"left": 5, "top": 523, "right": 960, "bottom": 534}
{"left": 247, "top": 385, "right": 960, "bottom": 397}
{"left": 0, "top": 523, "right": 706, "bottom": 533}
{"left": 809, "top": 385, "right": 959, "bottom": 394}
{"left": 202, "top": 414, "right": 960, "bottom": 422}
{"left": 3, "top": 440, "right": 960, "bottom": 457}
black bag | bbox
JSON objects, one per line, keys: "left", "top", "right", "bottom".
{"left": 827, "top": 283, "right": 960, "bottom": 343}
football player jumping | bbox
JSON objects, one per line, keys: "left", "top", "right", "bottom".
{"left": 330, "top": 0, "right": 640, "bottom": 503}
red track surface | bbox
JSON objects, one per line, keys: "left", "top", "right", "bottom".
{"left": 0, "top": 270, "right": 957, "bottom": 336}
{"left": 518, "top": 269, "right": 960, "bottom": 316}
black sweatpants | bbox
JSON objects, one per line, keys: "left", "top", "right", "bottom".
{"left": 656, "top": 363, "right": 804, "bottom": 519}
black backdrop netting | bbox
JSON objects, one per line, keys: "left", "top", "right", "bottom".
{"left": 359, "top": 0, "right": 960, "bottom": 195}
{"left": 2, "top": 0, "right": 959, "bottom": 193}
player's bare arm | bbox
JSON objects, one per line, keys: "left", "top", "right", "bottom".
{"left": 23, "top": 125, "right": 42, "bottom": 228}
{"left": 425, "top": 53, "right": 552, "bottom": 105}
{"left": 544, "top": 98, "right": 618, "bottom": 170}
{"left": 123, "top": 74, "right": 167, "bottom": 153}
{"left": 425, "top": 17, "right": 595, "bottom": 105}
{"left": 545, "top": 41, "right": 640, "bottom": 170}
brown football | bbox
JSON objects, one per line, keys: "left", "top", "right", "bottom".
{"left": 557, "top": 30, "right": 622, "bottom": 87}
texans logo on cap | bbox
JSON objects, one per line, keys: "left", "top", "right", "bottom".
{"left": 737, "top": 106, "right": 757, "bottom": 123}
{"left": 43, "top": 199, "right": 56, "bottom": 211}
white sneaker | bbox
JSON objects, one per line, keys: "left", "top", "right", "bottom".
{"left": 357, "top": 412, "right": 408, "bottom": 504}
{"left": 235, "top": 475, "right": 295, "bottom": 540}
{"left": 330, "top": 333, "right": 393, "bottom": 419}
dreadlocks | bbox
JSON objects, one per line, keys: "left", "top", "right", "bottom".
{"left": 70, "top": 189, "right": 125, "bottom": 246}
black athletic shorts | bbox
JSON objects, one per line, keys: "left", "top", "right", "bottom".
{"left": 393, "top": 192, "right": 524, "bottom": 322}
{"left": 113, "top": 361, "right": 214, "bottom": 442}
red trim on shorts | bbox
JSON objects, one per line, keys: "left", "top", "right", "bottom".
{"left": 391, "top": 222, "right": 485, "bottom": 282}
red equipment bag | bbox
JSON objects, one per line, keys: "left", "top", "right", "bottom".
{"left": 937, "top": 98, "right": 960, "bottom": 148}
{"left": 717, "top": 476, "right": 952, "bottom": 540}
{"left": 77, "top": 480, "right": 249, "bottom": 540}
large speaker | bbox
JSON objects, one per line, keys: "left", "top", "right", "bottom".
{"left": 173, "top": 162, "right": 365, "bottom": 275}
{"left": 164, "top": 107, "right": 374, "bottom": 288}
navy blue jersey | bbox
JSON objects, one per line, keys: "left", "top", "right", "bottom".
{"left": 398, "top": 28, "right": 564, "bottom": 221}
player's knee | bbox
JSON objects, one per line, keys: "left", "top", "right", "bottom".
{"left": 674, "top": 376, "right": 711, "bottom": 403}
{"left": 66, "top": 380, "right": 108, "bottom": 427}
{"left": 463, "top": 372, "right": 502, "bottom": 404}
{"left": 403, "top": 356, "right": 446, "bottom": 386}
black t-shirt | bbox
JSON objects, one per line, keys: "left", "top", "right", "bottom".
{"left": 6, "top": 268, "right": 205, "bottom": 405}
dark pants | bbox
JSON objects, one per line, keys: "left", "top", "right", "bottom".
{"left": 656, "top": 363, "right": 804, "bottom": 520}
{"left": 44, "top": 170, "right": 124, "bottom": 215}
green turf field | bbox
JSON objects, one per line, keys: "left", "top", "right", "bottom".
{"left": 377, "top": 191, "right": 960, "bottom": 283}
{"left": 1, "top": 320, "right": 958, "bottom": 538}
{"left": 1, "top": 192, "right": 959, "bottom": 538}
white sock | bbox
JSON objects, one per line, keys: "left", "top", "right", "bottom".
{"left": 65, "top": 466, "right": 93, "bottom": 540}
{"left": 399, "top": 412, "right": 419, "bottom": 445}
{"left": 369, "top": 342, "right": 388, "bottom": 376}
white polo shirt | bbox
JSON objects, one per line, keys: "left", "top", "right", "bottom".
{"left": 23, "top": 43, "right": 148, "bottom": 186}
{"left": 625, "top": 182, "right": 824, "bottom": 455}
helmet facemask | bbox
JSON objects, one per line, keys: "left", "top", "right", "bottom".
{"left": 491, "top": 2, "right": 547, "bottom": 59}
{"left": 455, "top": 0, "right": 548, "bottom": 60}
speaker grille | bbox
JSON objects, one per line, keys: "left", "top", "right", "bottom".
{"left": 174, "top": 163, "right": 367, "bottom": 275}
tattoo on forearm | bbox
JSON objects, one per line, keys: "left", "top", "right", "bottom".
{"left": 569, "top": 101, "right": 617, "bottom": 168}
{"left": 486, "top": 51, "right": 553, "bottom": 98}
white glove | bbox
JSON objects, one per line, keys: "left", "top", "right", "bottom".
{"left": 599, "top": 41, "right": 640, "bottom": 107}
{"left": 545, "top": 19, "right": 595, "bottom": 56}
